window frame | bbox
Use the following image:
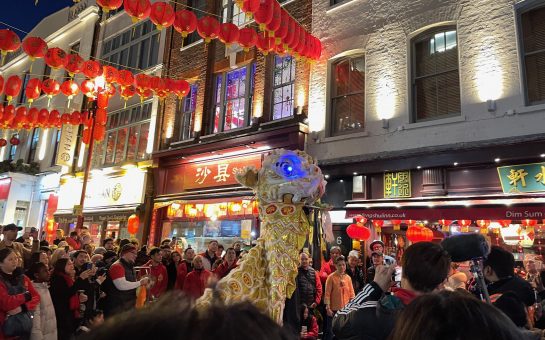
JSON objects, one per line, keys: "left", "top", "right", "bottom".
{"left": 221, "top": 0, "right": 251, "bottom": 27}
{"left": 517, "top": 2, "right": 545, "bottom": 106}
{"left": 184, "top": 0, "right": 206, "bottom": 46}
{"left": 212, "top": 64, "right": 256, "bottom": 134}
{"left": 179, "top": 84, "right": 198, "bottom": 141}
{"left": 28, "top": 128, "right": 40, "bottom": 164}
{"left": 51, "top": 129, "right": 61, "bottom": 166}
{"left": 8, "top": 133, "right": 19, "bottom": 161}
{"left": 271, "top": 55, "right": 297, "bottom": 120}
{"left": 329, "top": 54, "right": 366, "bottom": 136}
{"left": 410, "top": 25, "right": 461, "bottom": 123}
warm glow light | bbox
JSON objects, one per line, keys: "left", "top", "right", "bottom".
{"left": 475, "top": 38, "right": 503, "bottom": 101}
{"left": 146, "top": 99, "right": 159, "bottom": 154}
{"left": 77, "top": 142, "right": 86, "bottom": 168}
{"left": 38, "top": 129, "right": 50, "bottom": 161}
{"left": 252, "top": 95, "right": 263, "bottom": 118}
{"left": 94, "top": 75, "right": 106, "bottom": 91}
{"left": 193, "top": 108, "right": 202, "bottom": 133}
{"left": 376, "top": 76, "right": 396, "bottom": 119}
{"left": 296, "top": 89, "right": 306, "bottom": 108}
{"left": 165, "top": 123, "right": 174, "bottom": 139}
{"left": 190, "top": 145, "right": 270, "bottom": 163}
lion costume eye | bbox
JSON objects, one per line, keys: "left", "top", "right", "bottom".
{"left": 274, "top": 153, "right": 306, "bottom": 180}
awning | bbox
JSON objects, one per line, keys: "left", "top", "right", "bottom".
{"left": 345, "top": 195, "right": 545, "bottom": 220}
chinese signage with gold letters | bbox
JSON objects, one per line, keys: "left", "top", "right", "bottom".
{"left": 384, "top": 171, "right": 411, "bottom": 198}
{"left": 498, "top": 162, "right": 545, "bottom": 193}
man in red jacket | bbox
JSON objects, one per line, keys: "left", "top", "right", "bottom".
{"left": 146, "top": 247, "right": 168, "bottom": 299}
{"left": 319, "top": 246, "right": 341, "bottom": 287}
{"left": 65, "top": 231, "right": 81, "bottom": 250}
{"left": 183, "top": 255, "right": 212, "bottom": 299}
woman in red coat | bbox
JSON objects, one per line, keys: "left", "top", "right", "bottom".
{"left": 183, "top": 255, "right": 212, "bottom": 299}
{"left": 175, "top": 248, "right": 195, "bottom": 290}
{"left": 0, "top": 248, "right": 40, "bottom": 340}
{"left": 213, "top": 248, "right": 238, "bottom": 279}
{"left": 300, "top": 304, "right": 319, "bottom": 340}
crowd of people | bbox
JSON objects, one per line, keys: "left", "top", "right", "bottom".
{"left": 3, "top": 221, "right": 545, "bottom": 340}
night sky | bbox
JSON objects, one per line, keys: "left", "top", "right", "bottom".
{"left": 0, "top": 0, "right": 75, "bottom": 38}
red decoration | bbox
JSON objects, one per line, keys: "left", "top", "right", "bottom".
{"left": 22, "top": 37, "right": 48, "bottom": 61}
{"left": 60, "top": 80, "right": 80, "bottom": 100}
{"left": 103, "top": 66, "right": 119, "bottom": 84}
{"left": 117, "top": 70, "right": 134, "bottom": 88}
{"left": 0, "top": 29, "right": 21, "bottom": 63}
{"left": 438, "top": 219, "right": 452, "bottom": 226}
{"left": 346, "top": 223, "right": 371, "bottom": 241}
{"left": 25, "top": 78, "right": 42, "bottom": 105}
{"left": 4, "top": 76, "right": 22, "bottom": 104}
{"left": 288, "top": 23, "right": 301, "bottom": 51}
{"left": 283, "top": 18, "right": 296, "bottom": 49}
{"left": 82, "top": 128, "right": 91, "bottom": 144}
{"left": 70, "top": 111, "right": 81, "bottom": 125}
{"left": 65, "top": 54, "right": 84, "bottom": 77}
{"left": 197, "top": 16, "right": 220, "bottom": 43}
{"left": 81, "top": 80, "right": 96, "bottom": 98}
{"left": 123, "top": 0, "right": 152, "bottom": 23}
{"left": 42, "top": 79, "right": 61, "bottom": 99}
{"left": 95, "top": 108, "right": 108, "bottom": 125}
{"left": 135, "top": 73, "right": 151, "bottom": 101}
{"left": 265, "top": 0, "right": 281, "bottom": 34}
{"left": 3, "top": 105, "right": 15, "bottom": 124}
{"left": 521, "top": 219, "right": 538, "bottom": 227}
{"left": 170, "top": 79, "right": 190, "bottom": 99}
{"left": 44, "top": 47, "right": 67, "bottom": 69}
{"left": 458, "top": 220, "right": 472, "bottom": 227}
{"left": 0, "top": 139, "right": 6, "bottom": 147}
{"left": 82, "top": 60, "right": 102, "bottom": 79}
{"left": 406, "top": 225, "right": 433, "bottom": 243}
{"left": 174, "top": 10, "right": 197, "bottom": 38}
{"left": 354, "top": 215, "right": 367, "bottom": 224}
{"left": 238, "top": 27, "right": 258, "bottom": 52}
{"left": 275, "top": 10, "right": 289, "bottom": 45}
{"left": 60, "top": 113, "right": 71, "bottom": 125}
{"left": 372, "top": 220, "right": 384, "bottom": 229}
{"left": 97, "top": 93, "right": 109, "bottom": 110}
{"left": 93, "top": 124, "right": 106, "bottom": 141}
{"left": 27, "top": 108, "right": 39, "bottom": 125}
{"left": 13, "top": 106, "right": 27, "bottom": 128}
{"left": 0, "top": 75, "right": 4, "bottom": 95}
{"left": 96, "top": 0, "right": 123, "bottom": 13}
{"left": 37, "top": 109, "right": 49, "bottom": 126}
{"left": 254, "top": 0, "right": 274, "bottom": 31}
{"left": 241, "top": 0, "right": 260, "bottom": 16}
{"left": 405, "top": 219, "right": 417, "bottom": 227}
{"left": 48, "top": 110, "right": 60, "bottom": 127}
{"left": 476, "top": 219, "right": 491, "bottom": 228}
{"left": 219, "top": 23, "right": 240, "bottom": 47}
{"left": 127, "top": 214, "right": 140, "bottom": 235}
{"left": 256, "top": 32, "right": 275, "bottom": 55}
{"left": 9, "top": 136, "right": 20, "bottom": 146}
{"left": 391, "top": 219, "right": 402, "bottom": 226}
{"left": 497, "top": 220, "right": 511, "bottom": 228}
{"left": 150, "top": 1, "right": 175, "bottom": 30}
{"left": 121, "top": 85, "right": 136, "bottom": 104}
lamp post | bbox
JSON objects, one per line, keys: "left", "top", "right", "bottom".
{"left": 75, "top": 76, "right": 106, "bottom": 231}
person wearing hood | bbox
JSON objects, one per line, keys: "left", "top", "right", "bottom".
{"left": 28, "top": 262, "right": 57, "bottom": 340}
{"left": 333, "top": 242, "right": 451, "bottom": 340}
{"left": 183, "top": 255, "right": 212, "bottom": 299}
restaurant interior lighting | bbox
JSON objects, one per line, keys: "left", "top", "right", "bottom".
{"left": 340, "top": 179, "right": 344, "bottom": 183}
{"left": 540, "top": 154, "right": 545, "bottom": 158}
{"left": 417, "top": 166, "right": 421, "bottom": 169}
{"left": 324, "top": 174, "right": 330, "bottom": 179}
{"left": 495, "top": 158, "right": 501, "bottom": 163}
{"left": 453, "top": 162, "right": 459, "bottom": 166}
{"left": 353, "top": 172, "right": 358, "bottom": 175}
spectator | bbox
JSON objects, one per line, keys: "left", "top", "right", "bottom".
{"left": 319, "top": 246, "right": 341, "bottom": 287}
{"left": 366, "top": 252, "right": 384, "bottom": 284}
{"left": 333, "top": 242, "right": 451, "bottom": 340}
{"left": 30, "top": 250, "right": 50, "bottom": 270}
{"left": 101, "top": 251, "right": 118, "bottom": 269}
{"left": 216, "top": 244, "right": 225, "bottom": 259}
{"left": 102, "top": 244, "right": 149, "bottom": 317}
{"left": 346, "top": 250, "right": 365, "bottom": 294}
{"left": 0, "top": 248, "right": 40, "bottom": 339}
{"left": 200, "top": 240, "right": 219, "bottom": 271}
{"left": 93, "top": 247, "right": 107, "bottom": 256}
{"left": 484, "top": 246, "right": 535, "bottom": 306}
{"left": 445, "top": 263, "right": 468, "bottom": 291}
{"left": 299, "top": 304, "right": 318, "bottom": 340}
{"left": 0, "top": 223, "right": 40, "bottom": 268}
{"left": 171, "top": 251, "right": 182, "bottom": 268}
{"left": 118, "top": 239, "right": 131, "bottom": 254}
{"left": 135, "top": 245, "right": 149, "bottom": 267}
{"left": 66, "top": 231, "right": 81, "bottom": 251}
{"left": 369, "top": 240, "right": 396, "bottom": 266}
{"left": 213, "top": 248, "right": 238, "bottom": 279}
{"left": 324, "top": 256, "right": 354, "bottom": 340}
{"left": 78, "top": 294, "right": 290, "bottom": 340}
{"left": 16, "top": 227, "right": 39, "bottom": 245}
{"left": 49, "top": 258, "right": 88, "bottom": 340}
{"left": 53, "top": 229, "right": 65, "bottom": 246}
{"left": 90, "top": 254, "right": 103, "bottom": 265}
{"left": 233, "top": 241, "right": 243, "bottom": 258}
{"left": 175, "top": 248, "right": 195, "bottom": 290}
{"left": 50, "top": 248, "right": 69, "bottom": 268}
{"left": 75, "top": 309, "right": 104, "bottom": 336}
{"left": 183, "top": 255, "right": 212, "bottom": 299}
{"left": 40, "top": 246, "right": 53, "bottom": 258}
{"left": 161, "top": 239, "right": 171, "bottom": 247}
{"left": 73, "top": 250, "right": 105, "bottom": 320}
{"left": 83, "top": 244, "right": 94, "bottom": 258}
{"left": 161, "top": 245, "right": 177, "bottom": 290}
{"left": 390, "top": 290, "right": 522, "bottom": 340}
{"left": 146, "top": 248, "right": 168, "bottom": 299}
{"left": 102, "top": 238, "right": 115, "bottom": 252}
{"left": 28, "top": 262, "right": 57, "bottom": 340}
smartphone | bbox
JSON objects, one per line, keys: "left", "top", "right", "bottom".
{"left": 84, "top": 262, "right": 93, "bottom": 271}
{"left": 394, "top": 266, "right": 402, "bottom": 282}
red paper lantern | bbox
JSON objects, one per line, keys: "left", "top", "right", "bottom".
{"left": 134, "top": 73, "right": 151, "bottom": 101}
{"left": 254, "top": 0, "right": 274, "bottom": 31}
{"left": 97, "top": 93, "right": 109, "bottom": 110}
{"left": 117, "top": 70, "right": 135, "bottom": 89}
{"left": 265, "top": 0, "right": 281, "bottom": 34}
{"left": 48, "top": 110, "right": 60, "bottom": 127}
{"left": 0, "top": 139, "right": 6, "bottom": 147}
{"left": 275, "top": 10, "right": 289, "bottom": 45}
{"left": 238, "top": 27, "right": 258, "bottom": 52}
{"left": 241, "top": 0, "right": 260, "bottom": 16}
{"left": 170, "top": 79, "right": 190, "bottom": 99}
{"left": 42, "top": 79, "right": 61, "bottom": 99}
{"left": 80, "top": 80, "right": 96, "bottom": 98}
{"left": 44, "top": 47, "right": 67, "bottom": 69}
{"left": 27, "top": 107, "right": 39, "bottom": 125}
{"left": 391, "top": 219, "right": 402, "bottom": 226}
{"left": 372, "top": 220, "right": 384, "bottom": 228}
{"left": 405, "top": 219, "right": 417, "bottom": 227}
{"left": 346, "top": 223, "right": 371, "bottom": 241}
{"left": 458, "top": 220, "right": 472, "bottom": 227}
{"left": 120, "top": 85, "right": 136, "bottom": 104}
{"left": 127, "top": 214, "right": 140, "bottom": 235}
{"left": 65, "top": 54, "right": 84, "bottom": 77}
{"left": 197, "top": 16, "right": 220, "bottom": 43}
{"left": 93, "top": 124, "right": 106, "bottom": 141}
{"left": 288, "top": 23, "right": 301, "bottom": 51}
{"left": 82, "top": 60, "right": 102, "bottom": 79}
{"left": 13, "top": 106, "right": 28, "bottom": 128}
{"left": 9, "top": 136, "right": 20, "bottom": 146}
{"left": 174, "top": 10, "right": 197, "bottom": 38}
{"left": 37, "top": 109, "right": 49, "bottom": 126}
{"left": 5, "top": 76, "right": 22, "bottom": 104}
{"left": 95, "top": 108, "right": 108, "bottom": 125}
{"left": 25, "top": 78, "right": 42, "bottom": 105}
{"left": 283, "top": 17, "right": 296, "bottom": 49}
{"left": 219, "top": 23, "right": 240, "bottom": 47}
{"left": 70, "top": 111, "right": 81, "bottom": 125}
{"left": 22, "top": 37, "right": 48, "bottom": 61}
{"left": 438, "top": 219, "right": 452, "bottom": 226}
{"left": 103, "top": 66, "right": 119, "bottom": 84}
{"left": 0, "top": 29, "right": 21, "bottom": 62}
{"left": 521, "top": 219, "right": 538, "bottom": 227}
{"left": 0, "top": 75, "right": 4, "bottom": 95}
{"left": 60, "top": 113, "right": 71, "bottom": 125}
{"left": 256, "top": 32, "right": 275, "bottom": 55}
{"left": 497, "top": 220, "right": 512, "bottom": 228}
{"left": 314, "top": 37, "right": 322, "bottom": 60}
{"left": 96, "top": 0, "right": 123, "bottom": 13}
{"left": 60, "top": 80, "right": 80, "bottom": 100}
{"left": 150, "top": 1, "right": 175, "bottom": 31}
{"left": 406, "top": 226, "right": 433, "bottom": 243}
{"left": 476, "top": 219, "right": 491, "bottom": 228}
{"left": 3, "top": 105, "right": 15, "bottom": 123}
{"left": 354, "top": 215, "right": 367, "bottom": 225}
{"left": 82, "top": 128, "right": 91, "bottom": 144}
{"left": 124, "top": 0, "right": 152, "bottom": 23}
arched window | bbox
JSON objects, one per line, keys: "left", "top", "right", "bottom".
{"left": 411, "top": 27, "right": 460, "bottom": 121}
{"left": 520, "top": 5, "right": 545, "bottom": 105}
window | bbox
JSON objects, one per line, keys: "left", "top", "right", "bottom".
{"left": 185, "top": 0, "right": 206, "bottom": 45}
{"left": 412, "top": 28, "right": 460, "bottom": 121}
{"left": 19, "top": 72, "right": 30, "bottom": 105}
{"left": 8, "top": 133, "right": 18, "bottom": 161}
{"left": 330, "top": 55, "right": 365, "bottom": 135}
{"left": 103, "top": 102, "right": 152, "bottom": 165}
{"left": 43, "top": 64, "right": 52, "bottom": 81}
{"left": 520, "top": 5, "right": 545, "bottom": 105}
{"left": 51, "top": 129, "right": 61, "bottom": 166}
{"left": 213, "top": 64, "right": 256, "bottom": 133}
{"left": 272, "top": 55, "right": 296, "bottom": 120}
{"left": 179, "top": 84, "right": 198, "bottom": 141}
{"left": 28, "top": 128, "right": 40, "bottom": 163}
{"left": 101, "top": 20, "right": 160, "bottom": 70}
{"left": 222, "top": 0, "right": 251, "bottom": 27}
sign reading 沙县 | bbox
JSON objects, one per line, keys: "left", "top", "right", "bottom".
{"left": 55, "top": 124, "right": 78, "bottom": 168}
{"left": 497, "top": 162, "right": 545, "bottom": 194}
{"left": 384, "top": 171, "right": 411, "bottom": 198}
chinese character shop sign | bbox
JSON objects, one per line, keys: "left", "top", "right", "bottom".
{"left": 498, "top": 162, "right": 545, "bottom": 193}
{"left": 384, "top": 171, "right": 411, "bottom": 198}
{"left": 169, "top": 155, "right": 262, "bottom": 192}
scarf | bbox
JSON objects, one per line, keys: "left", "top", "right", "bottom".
{"left": 58, "top": 272, "right": 81, "bottom": 318}
{"left": 391, "top": 287, "right": 418, "bottom": 306}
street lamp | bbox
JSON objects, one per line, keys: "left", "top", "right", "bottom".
{"left": 75, "top": 75, "right": 107, "bottom": 231}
